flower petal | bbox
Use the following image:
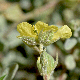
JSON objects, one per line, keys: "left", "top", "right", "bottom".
{"left": 17, "top": 22, "right": 37, "bottom": 38}
{"left": 52, "top": 25, "right": 72, "bottom": 42}
{"left": 52, "top": 32, "right": 60, "bottom": 42}
{"left": 34, "top": 21, "right": 48, "bottom": 34}
{"left": 58, "top": 25, "right": 72, "bottom": 39}
{"left": 44, "top": 25, "right": 58, "bottom": 32}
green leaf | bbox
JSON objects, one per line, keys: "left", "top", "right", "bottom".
{"left": 38, "top": 50, "right": 58, "bottom": 80}
{"left": 40, "top": 50, "right": 55, "bottom": 75}
{"left": 0, "top": 75, "right": 6, "bottom": 80}
{"left": 4, "top": 63, "right": 19, "bottom": 80}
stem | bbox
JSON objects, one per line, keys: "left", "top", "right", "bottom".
{"left": 44, "top": 75, "right": 48, "bottom": 80}
{"left": 40, "top": 43, "right": 43, "bottom": 54}
{"left": 33, "top": 46, "right": 40, "bottom": 52}
{"left": 43, "top": 75, "right": 50, "bottom": 80}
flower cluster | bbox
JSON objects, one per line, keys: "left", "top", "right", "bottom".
{"left": 17, "top": 21, "right": 72, "bottom": 46}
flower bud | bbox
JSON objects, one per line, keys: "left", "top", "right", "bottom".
{"left": 38, "top": 30, "right": 54, "bottom": 46}
{"left": 22, "top": 36, "right": 37, "bottom": 46}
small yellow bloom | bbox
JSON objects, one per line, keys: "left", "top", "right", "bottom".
{"left": 17, "top": 21, "right": 58, "bottom": 39}
{"left": 17, "top": 21, "right": 72, "bottom": 45}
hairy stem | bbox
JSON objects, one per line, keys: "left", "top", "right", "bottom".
{"left": 33, "top": 46, "right": 40, "bottom": 52}
{"left": 40, "top": 43, "right": 43, "bottom": 54}
{"left": 43, "top": 75, "right": 50, "bottom": 80}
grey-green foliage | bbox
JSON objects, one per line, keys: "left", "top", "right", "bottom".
{"left": 0, "top": 75, "right": 6, "bottom": 80}
{"left": 64, "top": 38, "right": 77, "bottom": 50}
{"left": 20, "top": 0, "right": 31, "bottom": 9}
{"left": 65, "top": 55, "right": 76, "bottom": 70}
{"left": 3, "top": 63, "right": 19, "bottom": 80}
{"left": 33, "top": 0, "right": 43, "bottom": 7}
{"left": 1, "top": 51, "right": 33, "bottom": 67}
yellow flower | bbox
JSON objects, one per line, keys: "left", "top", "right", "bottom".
{"left": 17, "top": 21, "right": 58, "bottom": 39}
{"left": 17, "top": 21, "right": 72, "bottom": 45}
